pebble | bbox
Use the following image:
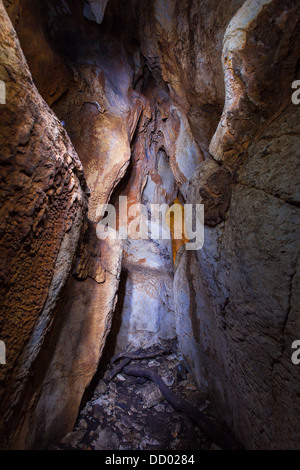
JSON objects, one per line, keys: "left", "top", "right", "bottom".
{"left": 154, "top": 404, "right": 165, "bottom": 413}
{"left": 116, "top": 374, "right": 126, "bottom": 382}
{"left": 78, "top": 419, "right": 88, "bottom": 429}
{"left": 167, "top": 354, "right": 177, "bottom": 361}
{"left": 109, "top": 382, "right": 117, "bottom": 392}
{"left": 162, "top": 375, "right": 175, "bottom": 387}
{"left": 165, "top": 405, "right": 174, "bottom": 413}
{"left": 61, "top": 430, "right": 86, "bottom": 447}
{"left": 92, "top": 397, "right": 104, "bottom": 406}
{"left": 137, "top": 383, "right": 164, "bottom": 408}
{"left": 120, "top": 414, "right": 133, "bottom": 429}
{"left": 148, "top": 359, "right": 160, "bottom": 367}
{"left": 95, "top": 380, "right": 107, "bottom": 395}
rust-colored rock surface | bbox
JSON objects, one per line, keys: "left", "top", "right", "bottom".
{"left": 0, "top": 1, "right": 87, "bottom": 448}
{"left": 2, "top": 0, "right": 130, "bottom": 448}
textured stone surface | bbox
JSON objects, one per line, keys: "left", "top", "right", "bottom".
{"left": 3, "top": 0, "right": 73, "bottom": 107}
{"left": 112, "top": 93, "right": 178, "bottom": 352}
{"left": 2, "top": 0, "right": 134, "bottom": 449}
{"left": 85, "top": 0, "right": 110, "bottom": 24}
{"left": 0, "top": 1, "right": 87, "bottom": 448}
{"left": 27, "top": 236, "right": 123, "bottom": 449}
{"left": 115, "top": 258, "right": 176, "bottom": 353}
{"left": 210, "top": 0, "right": 300, "bottom": 170}
{"left": 173, "top": 0, "right": 300, "bottom": 449}
{"left": 138, "top": 0, "right": 245, "bottom": 160}
{"left": 189, "top": 159, "right": 232, "bottom": 227}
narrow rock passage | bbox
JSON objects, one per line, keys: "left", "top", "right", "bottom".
{"left": 53, "top": 343, "right": 220, "bottom": 451}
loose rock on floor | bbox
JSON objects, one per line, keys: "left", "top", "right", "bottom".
{"left": 53, "top": 344, "right": 221, "bottom": 451}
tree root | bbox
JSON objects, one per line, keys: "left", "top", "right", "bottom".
{"left": 105, "top": 345, "right": 242, "bottom": 450}
{"left": 122, "top": 365, "right": 243, "bottom": 450}
{"left": 110, "top": 347, "right": 173, "bottom": 366}
{"left": 105, "top": 358, "right": 132, "bottom": 382}
{"left": 106, "top": 346, "right": 173, "bottom": 382}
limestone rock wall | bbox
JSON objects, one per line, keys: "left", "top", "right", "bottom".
{"left": 171, "top": 0, "right": 300, "bottom": 449}
{"left": 2, "top": 0, "right": 132, "bottom": 448}
{"left": 2, "top": 0, "right": 179, "bottom": 447}
{"left": 0, "top": 1, "right": 88, "bottom": 448}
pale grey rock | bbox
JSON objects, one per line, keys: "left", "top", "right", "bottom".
{"left": 154, "top": 404, "right": 165, "bottom": 413}
{"left": 140, "top": 436, "right": 160, "bottom": 449}
{"left": 238, "top": 105, "right": 300, "bottom": 205}
{"left": 78, "top": 419, "right": 88, "bottom": 430}
{"left": 137, "top": 383, "right": 164, "bottom": 409}
{"left": 174, "top": 104, "right": 300, "bottom": 449}
{"left": 148, "top": 360, "right": 161, "bottom": 367}
{"left": 116, "top": 374, "right": 126, "bottom": 382}
{"left": 162, "top": 375, "right": 175, "bottom": 387}
{"left": 85, "top": 0, "right": 109, "bottom": 24}
{"left": 114, "top": 258, "right": 176, "bottom": 352}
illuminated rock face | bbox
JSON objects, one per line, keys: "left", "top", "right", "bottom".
{"left": 172, "top": 0, "right": 300, "bottom": 450}
{"left": 0, "top": 1, "right": 88, "bottom": 449}
{"left": 0, "top": 0, "right": 299, "bottom": 450}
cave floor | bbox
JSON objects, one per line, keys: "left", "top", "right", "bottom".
{"left": 52, "top": 345, "right": 219, "bottom": 451}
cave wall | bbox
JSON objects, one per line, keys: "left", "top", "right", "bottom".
{"left": 1, "top": 0, "right": 187, "bottom": 448}
{"left": 0, "top": 1, "right": 88, "bottom": 448}
{"left": 0, "top": 0, "right": 299, "bottom": 450}
{"left": 171, "top": 0, "right": 300, "bottom": 449}
{"left": 1, "top": 0, "right": 134, "bottom": 449}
